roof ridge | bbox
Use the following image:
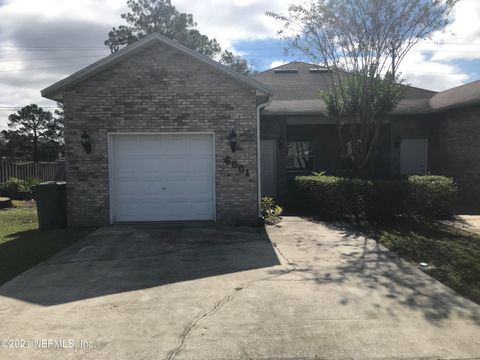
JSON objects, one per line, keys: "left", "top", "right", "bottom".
{"left": 253, "top": 61, "right": 318, "bottom": 76}
{"left": 400, "top": 82, "right": 437, "bottom": 94}
{"left": 435, "top": 79, "right": 480, "bottom": 94}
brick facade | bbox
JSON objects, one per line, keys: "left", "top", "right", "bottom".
{"left": 389, "top": 109, "right": 480, "bottom": 206}
{"left": 63, "top": 42, "right": 258, "bottom": 226}
{"left": 430, "top": 105, "right": 480, "bottom": 207}
{"left": 260, "top": 109, "right": 480, "bottom": 208}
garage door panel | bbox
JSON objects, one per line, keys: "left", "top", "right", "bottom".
{"left": 114, "top": 137, "right": 160, "bottom": 156}
{"left": 189, "top": 137, "right": 212, "bottom": 152}
{"left": 115, "top": 181, "right": 165, "bottom": 196}
{"left": 115, "top": 159, "right": 163, "bottom": 175}
{"left": 166, "top": 179, "right": 190, "bottom": 194}
{"left": 165, "top": 181, "right": 211, "bottom": 200}
{"left": 167, "top": 201, "right": 211, "bottom": 219}
{"left": 186, "top": 179, "right": 213, "bottom": 193}
{"left": 160, "top": 158, "right": 192, "bottom": 175}
{"left": 163, "top": 137, "right": 187, "bottom": 155}
{"left": 116, "top": 205, "right": 211, "bottom": 222}
{"left": 111, "top": 134, "right": 214, "bottom": 222}
{"left": 188, "top": 158, "right": 214, "bottom": 174}
{"left": 116, "top": 179, "right": 213, "bottom": 197}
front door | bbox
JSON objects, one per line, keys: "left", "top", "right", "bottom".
{"left": 261, "top": 140, "right": 276, "bottom": 197}
{"left": 400, "top": 138, "right": 428, "bottom": 174}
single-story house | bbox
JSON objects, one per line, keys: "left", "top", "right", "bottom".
{"left": 41, "top": 33, "right": 480, "bottom": 226}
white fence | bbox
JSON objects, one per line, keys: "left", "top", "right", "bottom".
{"left": 0, "top": 160, "right": 66, "bottom": 183}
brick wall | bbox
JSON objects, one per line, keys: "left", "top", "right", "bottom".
{"left": 63, "top": 42, "right": 258, "bottom": 226}
{"left": 430, "top": 105, "right": 480, "bottom": 207}
{"left": 389, "top": 107, "right": 480, "bottom": 207}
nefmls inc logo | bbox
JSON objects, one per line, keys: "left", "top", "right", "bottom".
{"left": 34, "top": 339, "right": 75, "bottom": 349}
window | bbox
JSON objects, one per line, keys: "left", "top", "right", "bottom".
{"left": 286, "top": 141, "right": 315, "bottom": 171}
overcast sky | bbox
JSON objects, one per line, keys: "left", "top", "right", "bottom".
{"left": 1, "top": 0, "right": 479, "bottom": 130}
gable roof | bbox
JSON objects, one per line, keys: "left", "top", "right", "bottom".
{"left": 253, "top": 62, "right": 438, "bottom": 115}
{"left": 41, "top": 33, "right": 272, "bottom": 101}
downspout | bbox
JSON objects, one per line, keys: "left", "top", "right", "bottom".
{"left": 256, "top": 97, "right": 272, "bottom": 219}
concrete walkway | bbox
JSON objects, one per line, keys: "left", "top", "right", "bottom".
{"left": 454, "top": 215, "right": 480, "bottom": 234}
{"left": 0, "top": 218, "right": 479, "bottom": 359}
{"left": 448, "top": 206, "right": 480, "bottom": 235}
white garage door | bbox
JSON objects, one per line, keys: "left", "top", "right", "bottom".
{"left": 110, "top": 134, "right": 214, "bottom": 222}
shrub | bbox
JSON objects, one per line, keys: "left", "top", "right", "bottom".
{"left": 294, "top": 175, "right": 346, "bottom": 219}
{"left": 293, "top": 174, "right": 457, "bottom": 221}
{"left": 1, "top": 177, "right": 27, "bottom": 197}
{"left": 407, "top": 175, "right": 457, "bottom": 219}
{"left": 261, "top": 196, "right": 283, "bottom": 225}
{"left": 0, "top": 177, "right": 39, "bottom": 198}
{"left": 343, "top": 177, "right": 371, "bottom": 223}
{"left": 365, "top": 180, "right": 408, "bottom": 222}
{"left": 24, "top": 178, "right": 43, "bottom": 189}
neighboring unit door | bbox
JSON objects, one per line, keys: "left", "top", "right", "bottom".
{"left": 110, "top": 134, "right": 214, "bottom": 222}
{"left": 400, "top": 138, "right": 428, "bottom": 175}
{"left": 261, "top": 140, "right": 276, "bottom": 197}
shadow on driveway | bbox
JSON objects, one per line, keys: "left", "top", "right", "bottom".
{"left": 276, "top": 217, "right": 480, "bottom": 326}
{"left": 0, "top": 223, "right": 280, "bottom": 306}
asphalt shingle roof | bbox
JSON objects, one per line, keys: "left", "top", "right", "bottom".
{"left": 253, "top": 62, "right": 480, "bottom": 115}
{"left": 430, "top": 80, "right": 480, "bottom": 111}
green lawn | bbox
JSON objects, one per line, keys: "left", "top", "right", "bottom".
{"left": 362, "top": 220, "right": 480, "bottom": 304}
{"left": 0, "top": 201, "right": 94, "bottom": 285}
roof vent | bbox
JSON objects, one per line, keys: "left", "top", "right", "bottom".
{"left": 309, "top": 68, "right": 330, "bottom": 73}
{"left": 274, "top": 68, "right": 298, "bottom": 74}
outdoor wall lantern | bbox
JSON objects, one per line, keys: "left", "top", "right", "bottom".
{"left": 278, "top": 135, "right": 285, "bottom": 150}
{"left": 227, "top": 129, "right": 238, "bottom": 153}
{"left": 394, "top": 135, "right": 402, "bottom": 149}
{"left": 81, "top": 131, "right": 92, "bottom": 154}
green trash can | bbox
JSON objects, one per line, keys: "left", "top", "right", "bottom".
{"left": 31, "top": 182, "right": 67, "bottom": 230}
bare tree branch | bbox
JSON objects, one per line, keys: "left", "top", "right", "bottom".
{"left": 267, "top": 0, "right": 457, "bottom": 174}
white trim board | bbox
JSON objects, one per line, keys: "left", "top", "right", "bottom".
{"left": 260, "top": 140, "right": 277, "bottom": 197}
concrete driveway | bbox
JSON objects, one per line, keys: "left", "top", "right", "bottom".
{"left": 0, "top": 218, "right": 479, "bottom": 360}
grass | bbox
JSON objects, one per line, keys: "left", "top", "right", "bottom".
{"left": 0, "top": 201, "right": 94, "bottom": 285}
{"left": 362, "top": 220, "right": 480, "bottom": 304}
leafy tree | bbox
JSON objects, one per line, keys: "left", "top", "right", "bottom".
{"left": 106, "top": 0, "right": 256, "bottom": 75}
{"left": 38, "top": 103, "right": 65, "bottom": 160}
{"left": 1, "top": 131, "right": 12, "bottom": 160}
{"left": 220, "top": 50, "right": 257, "bottom": 76}
{"left": 105, "top": 0, "right": 221, "bottom": 57}
{"left": 47, "top": 103, "right": 65, "bottom": 145}
{"left": 6, "top": 104, "right": 54, "bottom": 162}
{"left": 267, "top": 0, "right": 458, "bottom": 173}
{"left": 0, "top": 130, "right": 31, "bottom": 160}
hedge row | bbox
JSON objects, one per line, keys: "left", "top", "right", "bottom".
{"left": 293, "top": 175, "right": 458, "bottom": 221}
{"left": 0, "top": 177, "right": 33, "bottom": 197}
